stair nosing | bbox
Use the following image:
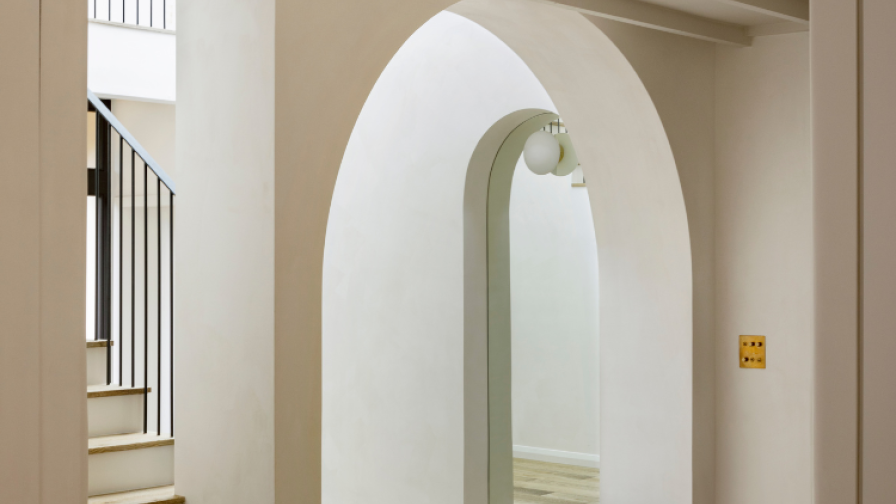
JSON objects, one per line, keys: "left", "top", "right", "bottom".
{"left": 87, "top": 340, "right": 115, "bottom": 348}
{"left": 87, "top": 485, "right": 185, "bottom": 504}
{"left": 88, "top": 386, "right": 152, "bottom": 398}
{"left": 89, "top": 495, "right": 184, "bottom": 504}
{"left": 88, "top": 434, "right": 174, "bottom": 455}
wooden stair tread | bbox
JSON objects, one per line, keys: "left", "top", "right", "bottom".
{"left": 89, "top": 433, "right": 174, "bottom": 455}
{"left": 88, "top": 384, "right": 151, "bottom": 398}
{"left": 87, "top": 485, "right": 184, "bottom": 504}
{"left": 87, "top": 340, "right": 114, "bottom": 348}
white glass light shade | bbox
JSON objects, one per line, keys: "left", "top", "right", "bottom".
{"left": 523, "top": 130, "right": 561, "bottom": 175}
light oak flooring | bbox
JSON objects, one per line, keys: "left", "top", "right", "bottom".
{"left": 514, "top": 458, "right": 600, "bottom": 504}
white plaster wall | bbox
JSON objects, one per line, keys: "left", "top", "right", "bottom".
{"left": 586, "top": 18, "right": 717, "bottom": 503}
{"left": 176, "top": 0, "right": 275, "bottom": 501}
{"left": 714, "top": 33, "right": 812, "bottom": 504}
{"left": 89, "top": 22, "right": 175, "bottom": 103}
{"left": 321, "top": 12, "right": 591, "bottom": 504}
{"left": 510, "top": 162, "right": 600, "bottom": 461}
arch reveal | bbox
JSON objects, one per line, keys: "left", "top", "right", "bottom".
{"left": 276, "top": 1, "right": 693, "bottom": 503}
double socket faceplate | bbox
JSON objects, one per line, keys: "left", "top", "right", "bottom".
{"left": 740, "top": 335, "right": 766, "bottom": 369}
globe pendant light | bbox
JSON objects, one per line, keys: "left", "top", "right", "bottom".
{"left": 523, "top": 130, "right": 561, "bottom": 175}
{"left": 552, "top": 132, "right": 579, "bottom": 177}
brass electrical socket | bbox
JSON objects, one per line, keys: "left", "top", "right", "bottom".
{"left": 740, "top": 335, "right": 766, "bottom": 369}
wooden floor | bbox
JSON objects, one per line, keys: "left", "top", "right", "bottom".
{"left": 514, "top": 458, "right": 600, "bottom": 504}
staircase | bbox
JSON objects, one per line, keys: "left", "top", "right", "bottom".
{"left": 87, "top": 341, "right": 179, "bottom": 503}
{"left": 87, "top": 92, "right": 183, "bottom": 504}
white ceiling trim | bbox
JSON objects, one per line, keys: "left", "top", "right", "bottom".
{"left": 715, "top": 0, "right": 809, "bottom": 24}
{"left": 533, "top": 0, "right": 751, "bottom": 46}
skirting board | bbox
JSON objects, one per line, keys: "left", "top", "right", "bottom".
{"left": 513, "top": 445, "right": 600, "bottom": 468}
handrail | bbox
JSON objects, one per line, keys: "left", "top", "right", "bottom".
{"left": 88, "top": 90, "right": 177, "bottom": 194}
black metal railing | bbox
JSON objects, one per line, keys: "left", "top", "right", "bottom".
{"left": 88, "top": 90, "right": 175, "bottom": 437}
{"left": 89, "top": 0, "right": 175, "bottom": 30}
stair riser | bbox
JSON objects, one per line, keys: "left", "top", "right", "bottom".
{"left": 88, "top": 445, "right": 174, "bottom": 497}
{"left": 89, "top": 395, "right": 146, "bottom": 438}
{"left": 87, "top": 346, "right": 109, "bottom": 386}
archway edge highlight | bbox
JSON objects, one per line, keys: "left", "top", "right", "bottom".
{"left": 275, "top": 1, "right": 693, "bottom": 503}
{"left": 464, "top": 109, "right": 559, "bottom": 504}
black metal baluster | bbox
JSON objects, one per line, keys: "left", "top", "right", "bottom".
{"left": 104, "top": 122, "right": 112, "bottom": 385}
{"left": 157, "top": 178, "right": 162, "bottom": 436}
{"left": 119, "top": 136, "right": 123, "bottom": 385}
{"left": 94, "top": 125, "right": 102, "bottom": 343}
{"left": 137, "top": 0, "right": 140, "bottom": 25}
{"left": 144, "top": 162, "right": 148, "bottom": 434}
{"left": 94, "top": 0, "right": 97, "bottom": 18}
{"left": 122, "top": 0, "right": 125, "bottom": 23}
{"left": 109, "top": 0, "right": 111, "bottom": 21}
{"left": 163, "top": 0, "right": 166, "bottom": 29}
{"left": 170, "top": 191, "right": 174, "bottom": 437}
{"left": 131, "top": 149, "right": 136, "bottom": 388}
{"left": 150, "top": 0, "right": 153, "bottom": 28}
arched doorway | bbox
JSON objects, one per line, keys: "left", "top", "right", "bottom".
{"left": 282, "top": 2, "right": 693, "bottom": 503}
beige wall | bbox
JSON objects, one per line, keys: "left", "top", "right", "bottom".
{"left": 589, "top": 21, "right": 815, "bottom": 504}
{"left": 275, "top": 2, "right": 455, "bottom": 501}
{"left": 175, "top": 0, "right": 275, "bottom": 502}
{"left": 813, "top": 1, "right": 860, "bottom": 503}
{"left": 2, "top": 1, "right": 892, "bottom": 503}
{"left": 715, "top": 33, "right": 813, "bottom": 504}
{"left": 180, "top": 1, "right": 888, "bottom": 504}
{"left": 587, "top": 18, "right": 717, "bottom": 504}
{"left": 0, "top": 0, "right": 87, "bottom": 503}
{"left": 862, "top": 1, "right": 896, "bottom": 502}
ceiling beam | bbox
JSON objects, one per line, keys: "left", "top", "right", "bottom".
{"left": 715, "top": 0, "right": 809, "bottom": 24}
{"left": 534, "top": 0, "right": 751, "bottom": 46}
{"left": 747, "top": 21, "right": 808, "bottom": 37}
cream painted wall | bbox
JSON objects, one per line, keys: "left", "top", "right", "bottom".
{"left": 510, "top": 160, "right": 600, "bottom": 460}
{"left": 715, "top": 33, "right": 812, "bottom": 504}
{"left": 587, "top": 18, "right": 717, "bottom": 503}
{"left": 112, "top": 100, "right": 176, "bottom": 177}
{"left": 586, "top": 22, "right": 815, "bottom": 504}
{"left": 321, "top": 13, "right": 565, "bottom": 503}
{"left": 176, "top": 0, "right": 275, "bottom": 503}
{"left": 592, "top": 24, "right": 815, "bottom": 504}
{"left": 0, "top": 0, "right": 87, "bottom": 503}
